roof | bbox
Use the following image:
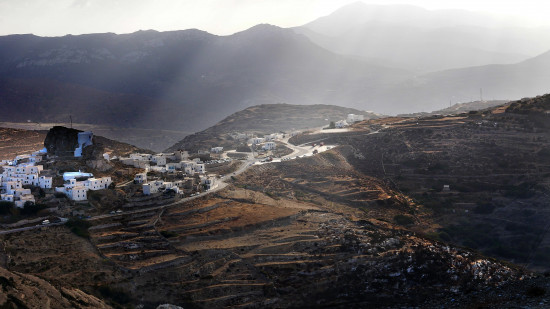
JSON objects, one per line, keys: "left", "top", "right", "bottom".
{"left": 63, "top": 172, "right": 93, "bottom": 181}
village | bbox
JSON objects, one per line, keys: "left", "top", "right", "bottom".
{"left": 0, "top": 113, "right": 364, "bottom": 229}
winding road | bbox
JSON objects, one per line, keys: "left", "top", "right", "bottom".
{"left": 0, "top": 131, "right": 343, "bottom": 235}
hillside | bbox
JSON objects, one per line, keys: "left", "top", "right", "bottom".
{"left": 289, "top": 93, "right": 550, "bottom": 272}
{"left": 0, "top": 145, "right": 536, "bottom": 308}
{"left": 381, "top": 51, "right": 550, "bottom": 113}
{"left": 297, "top": 2, "right": 550, "bottom": 72}
{"left": 166, "top": 103, "right": 378, "bottom": 152}
{"left": 0, "top": 266, "right": 110, "bottom": 308}
{"left": 399, "top": 100, "right": 510, "bottom": 117}
{"left": 0, "top": 127, "right": 46, "bottom": 160}
{"left": 3, "top": 97, "right": 550, "bottom": 307}
{"left": 0, "top": 26, "right": 408, "bottom": 133}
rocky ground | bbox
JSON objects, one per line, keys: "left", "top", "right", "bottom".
{"left": 0, "top": 127, "right": 46, "bottom": 160}
{"left": 1, "top": 97, "right": 550, "bottom": 307}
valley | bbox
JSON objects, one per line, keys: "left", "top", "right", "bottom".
{"left": 1, "top": 95, "right": 550, "bottom": 307}
{"left": 0, "top": 2, "right": 549, "bottom": 307}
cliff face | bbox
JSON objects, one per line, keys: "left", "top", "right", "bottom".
{"left": 44, "top": 126, "right": 81, "bottom": 157}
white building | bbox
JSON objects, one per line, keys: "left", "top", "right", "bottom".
{"left": 38, "top": 176, "right": 52, "bottom": 189}
{"left": 65, "top": 187, "right": 88, "bottom": 201}
{"left": 347, "top": 114, "right": 364, "bottom": 123}
{"left": 87, "top": 177, "right": 112, "bottom": 190}
{"left": 335, "top": 120, "right": 349, "bottom": 128}
{"left": 166, "top": 163, "right": 180, "bottom": 172}
{"left": 74, "top": 132, "right": 93, "bottom": 157}
{"left": 63, "top": 171, "right": 93, "bottom": 181}
{"left": 143, "top": 180, "right": 165, "bottom": 195}
{"left": 262, "top": 142, "right": 276, "bottom": 150}
{"left": 174, "top": 150, "right": 189, "bottom": 161}
{"left": 1, "top": 151, "right": 51, "bottom": 207}
{"left": 134, "top": 173, "right": 147, "bottom": 184}
{"left": 15, "top": 194, "right": 35, "bottom": 208}
{"left": 201, "top": 176, "right": 217, "bottom": 191}
{"left": 55, "top": 172, "right": 112, "bottom": 201}
{"left": 152, "top": 155, "right": 167, "bottom": 166}
{"left": 249, "top": 137, "right": 265, "bottom": 145}
{"left": 0, "top": 194, "right": 14, "bottom": 202}
{"left": 211, "top": 147, "right": 224, "bottom": 154}
{"left": 264, "top": 133, "right": 281, "bottom": 141}
{"left": 194, "top": 163, "right": 206, "bottom": 174}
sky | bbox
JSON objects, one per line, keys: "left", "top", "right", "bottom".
{"left": 0, "top": 0, "right": 549, "bottom": 37}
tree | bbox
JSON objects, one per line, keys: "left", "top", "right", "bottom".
{"left": 0, "top": 201, "right": 14, "bottom": 215}
{"left": 329, "top": 121, "right": 336, "bottom": 129}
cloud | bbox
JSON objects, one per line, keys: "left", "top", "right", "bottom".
{"left": 70, "top": 0, "right": 90, "bottom": 8}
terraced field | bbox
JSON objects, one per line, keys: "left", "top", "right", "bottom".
{"left": 0, "top": 127, "right": 46, "bottom": 160}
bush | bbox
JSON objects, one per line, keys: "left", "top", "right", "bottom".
{"left": 0, "top": 201, "right": 15, "bottom": 215}
{"left": 526, "top": 286, "right": 546, "bottom": 297}
{"left": 473, "top": 203, "right": 496, "bottom": 214}
{"left": 20, "top": 202, "right": 47, "bottom": 215}
{"left": 54, "top": 192, "right": 67, "bottom": 199}
{"left": 438, "top": 231, "right": 452, "bottom": 242}
{"left": 97, "top": 285, "right": 131, "bottom": 305}
{"left": 160, "top": 230, "right": 178, "bottom": 238}
{"left": 65, "top": 218, "right": 92, "bottom": 238}
{"left": 393, "top": 214, "right": 415, "bottom": 226}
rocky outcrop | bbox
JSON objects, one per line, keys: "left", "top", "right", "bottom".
{"left": 44, "top": 126, "right": 81, "bottom": 157}
{"left": 0, "top": 266, "right": 111, "bottom": 308}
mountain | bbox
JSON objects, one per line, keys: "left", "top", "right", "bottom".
{"left": 166, "top": 103, "right": 379, "bottom": 152}
{"left": 398, "top": 99, "right": 510, "bottom": 117}
{"left": 296, "top": 2, "right": 550, "bottom": 72}
{"left": 287, "top": 93, "right": 550, "bottom": 272}
{"left": 1, "top": 4, "right": 549, "bottom": 127}
{"left": 381, "top": 50, "right": 550, "bottom": 113}
{"left": 0, "top": 26, "right": 408, "bottom": 133}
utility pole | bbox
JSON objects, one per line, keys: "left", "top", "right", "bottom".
{"left": 480, "top": 88, "right": 483, "bottom": 102}
{"left": 69, "top": 115, "right": 73, "bottom": 128}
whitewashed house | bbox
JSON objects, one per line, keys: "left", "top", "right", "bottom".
{"left": 74, "top": 132, "right": 93, "bottom": 157}
{"left": 201, "top": 176, "right": 217, "bottom": 191}
{"left": 335, "top": 120, "right": 349, "bottom": 128}
{"left": 38, "top": 176, "right": 52, "bottom": 189}
{"left": 55, "top": 172, "right": 112, "bottom": 201}
{"left": 250, "top": 137, "right": 265, "bottom": 145}
{"left": 211, "top": 147, "right": 224, "bottom": 154}
{"left": 194, "top": 164, "right": 206, "bottom": 174}
{"left": 15, "top": 194, "right": 35, "bottom": 208}
{"left": 63, "top": 186, "right": 87, "bottom": 201}
{"left": 174, "top": 150, "right": 189, "bottom": 161}
{"left": 152, "top": 155, "right": 167, "bottom": 166}
{"left": 0, "top": 194, "right": 14, "bottom": 202}
{"left": 63, "top": 171, "right": 93, "bottom": 181}
{"left": 134, "top": 173, "right": 147, "bottom": 184}
{"left": 87, "top": 177, "right": 112, "bottom": 190}
{"left": 143, "top": 180, "right": 165, "bottom": 195}
{"left": 347, "top": 114, "right": 364, "bottom": 123}
{"left": 166, "top": 163, "right": 180, "bottom": 172}
{"left": 262, "top": 142, "right": 276, "bottom": 150}
{"left": 264, "top": 133, "right": 281, "bottom": 141}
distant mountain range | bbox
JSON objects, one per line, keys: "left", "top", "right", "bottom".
{"left": 296, "top": 2, "right": 550, "bottom": 73}
{"left": 0, "top": 2, "right": 549, "bottom": 134}
{"left": 0, "top": 25, "right": 406, "bottom": 131}
{"left": 384, "top": 50, "right": 550, "bottom": 112}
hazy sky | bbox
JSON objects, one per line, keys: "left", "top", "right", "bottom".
{"left": 1, "top": 0, "right": 549, "bottom": 37}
